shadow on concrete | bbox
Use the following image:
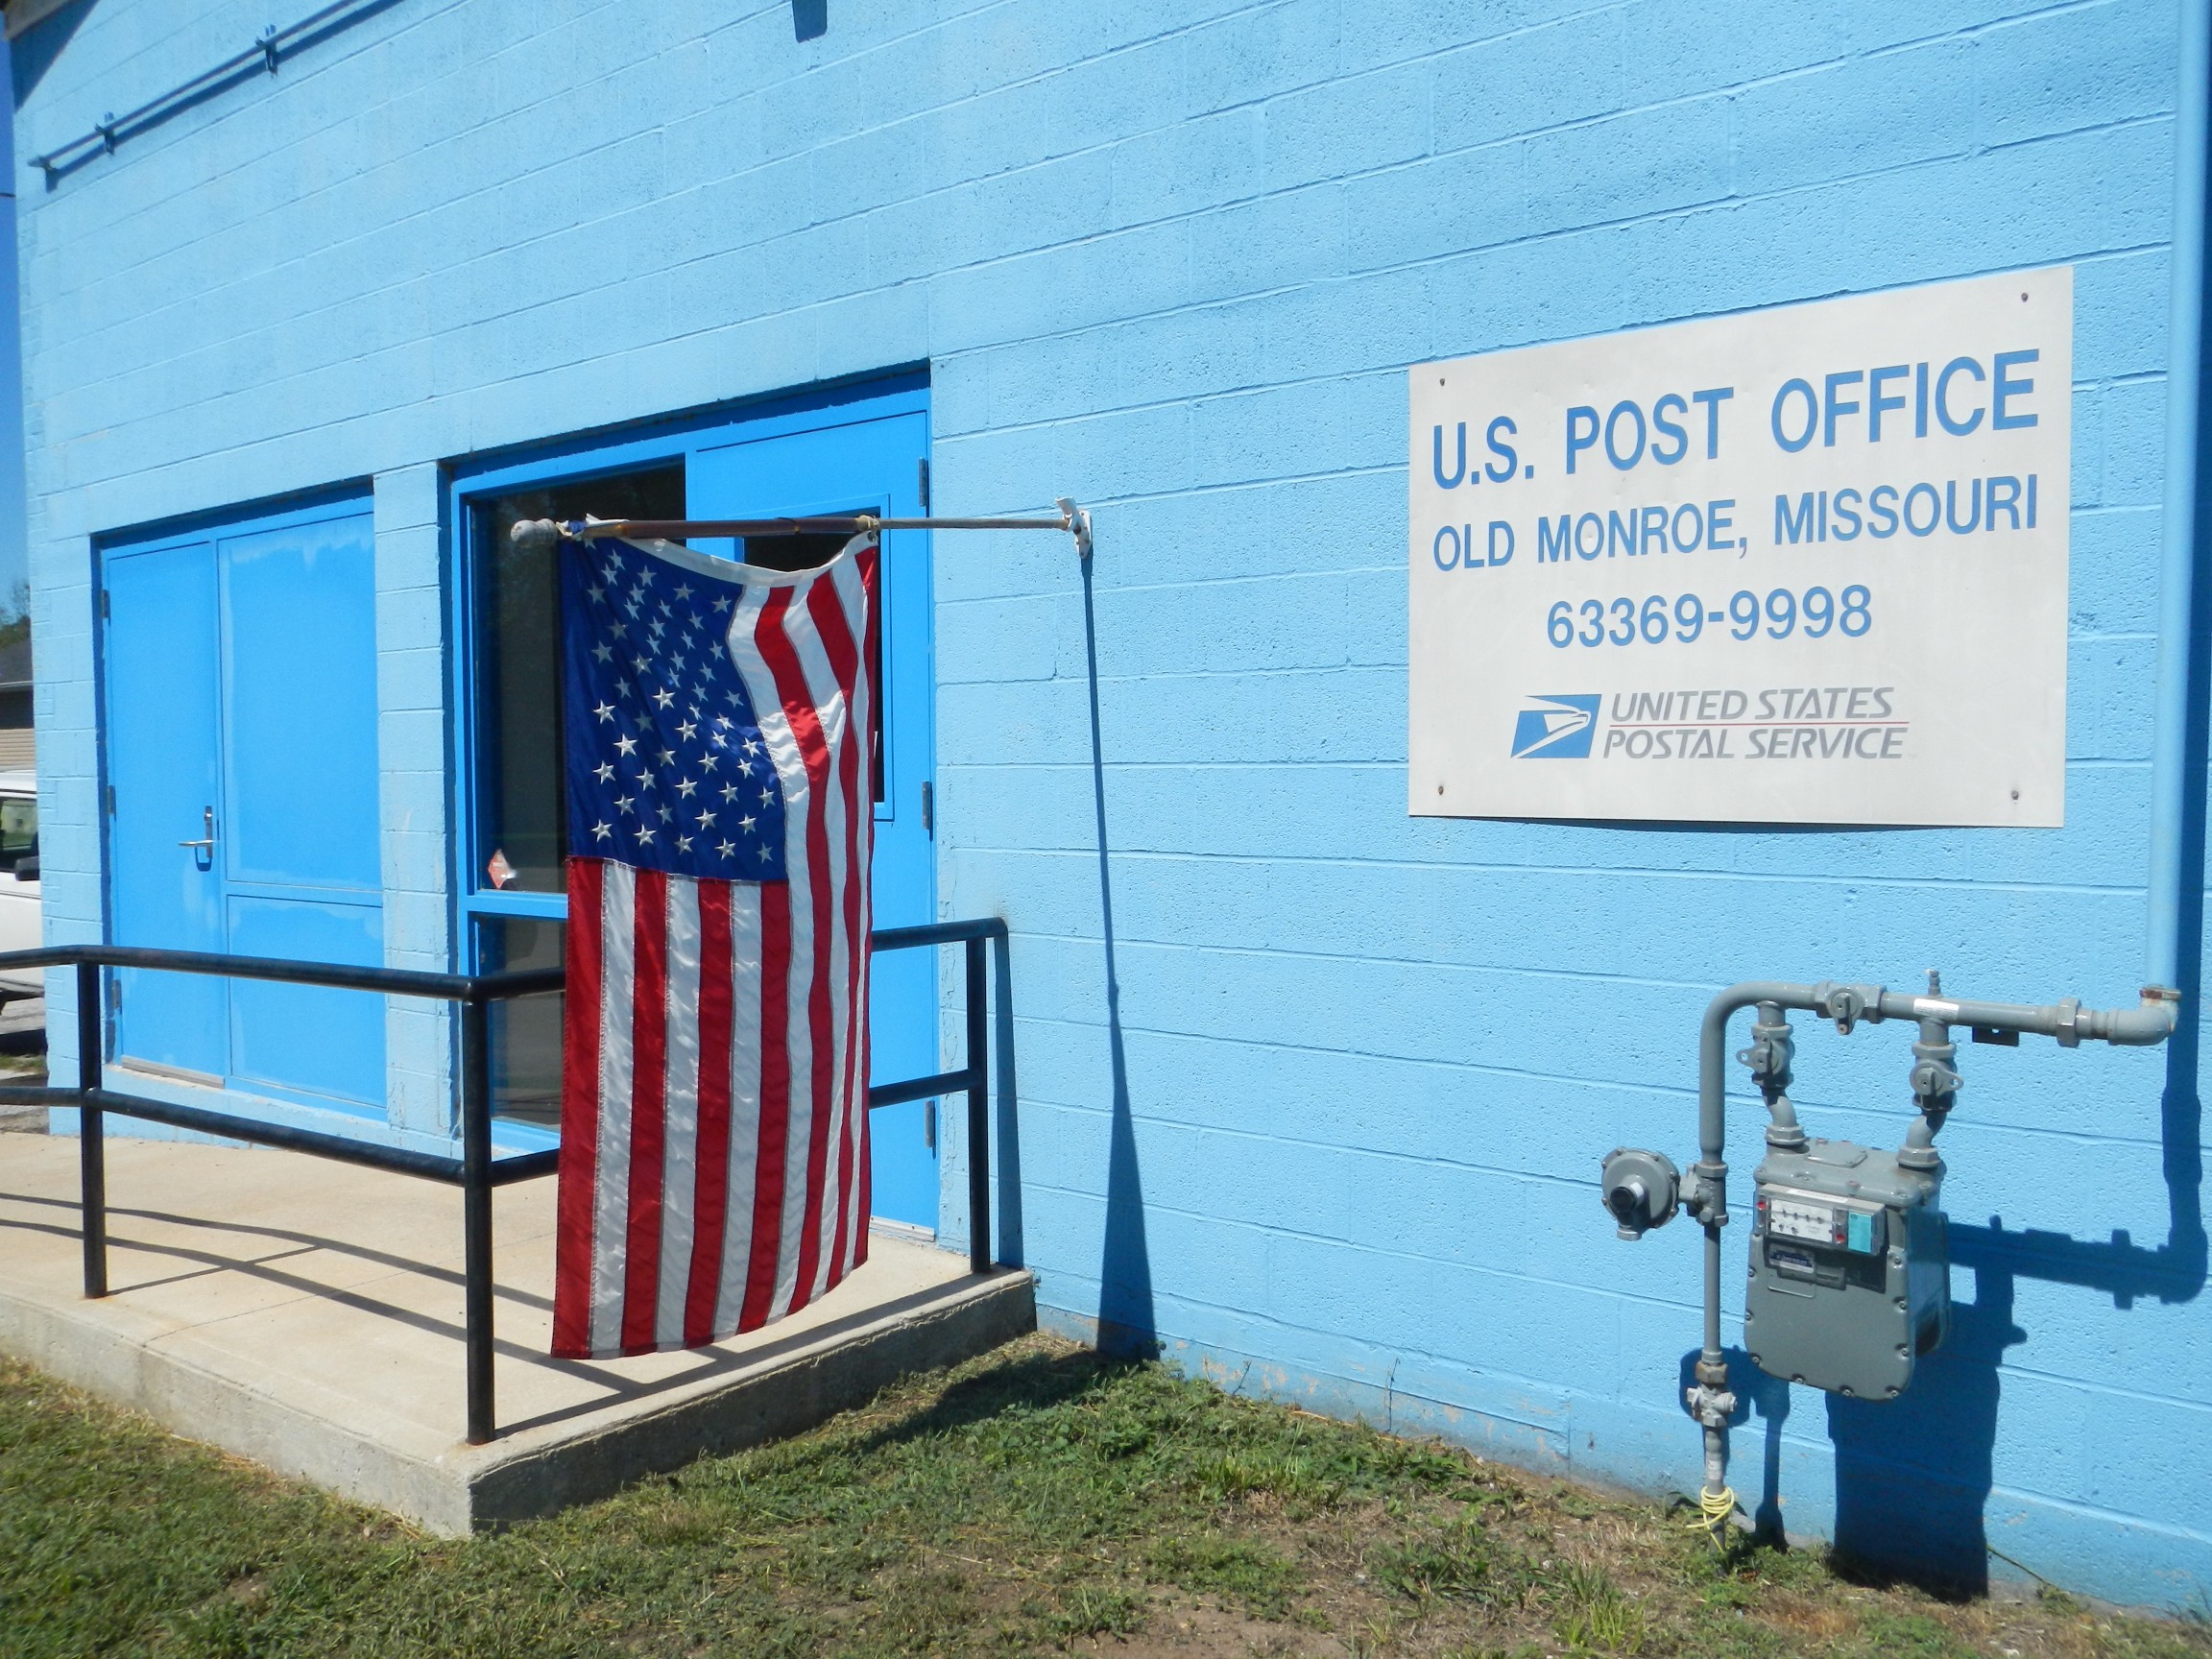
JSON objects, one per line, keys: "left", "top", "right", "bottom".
{"left": 0, "top": 1186, "right": 1019, "bottom": 1435}
{"left": 1079, "top": 549, "right": 1155, "bottom": 1358}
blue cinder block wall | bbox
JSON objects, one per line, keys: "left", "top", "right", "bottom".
{"left": 12, "top": 0, "right": 2206, "bottom": 1607}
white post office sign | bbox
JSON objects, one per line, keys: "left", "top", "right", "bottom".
{"left": 1407, "top": 268, "right": 2072, "bottom": 827}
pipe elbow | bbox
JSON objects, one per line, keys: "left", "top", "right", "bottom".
{"left": 2098, "top": 993, "right": 2181, "bottom": 1046}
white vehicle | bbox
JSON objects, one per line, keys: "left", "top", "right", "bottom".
{"left": 0, "top": 771, "right": 40, "bottom": 999}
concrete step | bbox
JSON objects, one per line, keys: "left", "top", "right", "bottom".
{"left": 0, "top": 1135, "right": 1034, "bottom": 1534}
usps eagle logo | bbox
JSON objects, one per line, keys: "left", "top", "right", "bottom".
{"left": 1510, "top": 694, "right": 1600, "bottom": 759}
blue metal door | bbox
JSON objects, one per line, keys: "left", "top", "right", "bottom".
{"left": 105, "top": 540, "right": 228, "bottom": 1079}
{"left": 103, "top": 503, "right": 387, "bottom": 1114}
{"left": 688, "top": 413, "right": 940, "bottom": 1229}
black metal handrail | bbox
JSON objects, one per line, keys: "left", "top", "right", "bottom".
{"left": 0, "top": 918, "right": 1009, "bottom": 1444}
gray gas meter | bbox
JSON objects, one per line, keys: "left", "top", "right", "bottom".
{"left": 1595, "top": 973, "right": 2173, "bottom": 1540}
{"left": 1745, "top": 1139, "right": 1948, "bottom": 1399}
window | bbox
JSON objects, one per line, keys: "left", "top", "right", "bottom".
{"left": 0, "top": 795, "right": 36, "bottom": 876}
{"left": 469, "top": 465, "right": 685, "bottom": 1127}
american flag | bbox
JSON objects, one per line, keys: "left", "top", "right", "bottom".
{"left": 550, "top": 529, "right": 878, "bottom": 1359}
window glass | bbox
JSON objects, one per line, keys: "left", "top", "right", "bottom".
{"left": 477, "top": 915, "right": 564, "bottom": 1127}
{"left": 0, "top": 796, "right": 35, "bottom": 874}
{"left": 472, "top": 466, "right": 685, "bottom": 892}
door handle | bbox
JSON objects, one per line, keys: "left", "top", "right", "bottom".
{"left": 178, "top": 806, "right": 216, "bottom": 852}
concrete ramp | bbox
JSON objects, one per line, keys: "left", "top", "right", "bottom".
{"left": 0, "top": 1136, "right": 1033, "bottom": 1534}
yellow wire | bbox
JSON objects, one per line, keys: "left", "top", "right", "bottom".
{"left": 1687, "top": 1484, "right": 1739, "bottom": 1541}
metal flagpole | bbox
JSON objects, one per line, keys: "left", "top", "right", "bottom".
{"left": 509, "top": 496, "right": 1093, "bottom": 560}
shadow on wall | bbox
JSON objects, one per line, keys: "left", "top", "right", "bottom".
{"left": 1683, "top": 1032, "right": 2204, "bottom": 1596}
{"left": 1079, "top": 548, "right": 1155, "bottom": 1357}
{"left": 792, "top": 1, "right": 827, "bottom": 43}
{"left": 1826, "top": 405, "right": 2212, "bottom": 1591}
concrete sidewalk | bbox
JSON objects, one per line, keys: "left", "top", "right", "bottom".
{"left": 0, "top": 1135, "right": 1033, "bottom": 1534}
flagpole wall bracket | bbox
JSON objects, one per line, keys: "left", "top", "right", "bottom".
{"left": 1057, "top": 497, "right": 1094, "bottom": 561}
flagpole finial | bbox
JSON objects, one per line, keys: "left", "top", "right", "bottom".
{"left": 511, "top": 518, "right": 562, "bottom": 555}
{"left": 1056, "top": 497, "right": 1093, "bottom": 562}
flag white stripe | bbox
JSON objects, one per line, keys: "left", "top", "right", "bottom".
{"left": 589, "top": 861, "right": 637, "bottom": 1358}
{"left": 713, "top": 882, "right": 765, "bottom": 1334}
{"left": 655, "top": 877, "right": 703, "bottom": 1348}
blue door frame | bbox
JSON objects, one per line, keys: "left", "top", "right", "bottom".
{"left": 449, "top": 376, "right": 943, "bottom": 1228}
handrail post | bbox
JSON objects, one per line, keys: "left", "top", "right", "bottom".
{"left": 76, "top": 958, "right": 107, "bottom": 1299}
{"left": 965, "top": 935, "right": 990, "bottom": 1275}
{"left": 460, "top": 999, "right": 495, "bottom": 1444}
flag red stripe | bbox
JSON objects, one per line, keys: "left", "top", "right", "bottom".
{"left": 810, "top": 569, "right": 868, "bottom": 1286}
{"left": 685, "top": 880, "right": 736, "bottom": 1346}
{"left": 552, "top": 858, "right": 606, "bottom": 1359}
{"left": 620, "top": 868, "right": 671, "bottom": 1355}
{"left": 851, "top": 547, "right": 879, "bottom": 1278}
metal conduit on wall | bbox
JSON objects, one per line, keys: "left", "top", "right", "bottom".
{"left": 2149, "top": 0, "right": 2212, "bottom": 998}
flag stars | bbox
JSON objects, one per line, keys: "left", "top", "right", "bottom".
{"left": 721, "top": 783, "right": 739, "bottom": 803}
{"left": 657, "top": 804, "right": 674, "bottom": 823}
{"left": 615, "top": 795, "right": 635, "bottom": 816}
{"left": 635, "top": 825, "right": 656, "bottom": 845}
{"left": 677, "top": 720, "right": 697, "bottom": 741}
{"left": 676, "top": 834, "right": 693, "bottom": 853}
{"left": 614, "top": 734, "right": 638, "bottom": 757}
{"left": 593, "top": 761, "right": 615, "bottom": 783}
{"left": 591, "top": 642, "right": 613, "bottom": 664}
{"left": 653, "top": 688, "right": 676, "bottom": 709}
{"left": 591, "top": 820, "right": 613, "bottom": 841}
{"left": 696, "top": 808, "right": 716, "bottom": 828}
{"left": 675, "top": 776, "right": 698, "bottom": 798}
{"left": 658, "top": 747, "right": 678, "bottom": 766}
{"left": 593, "top": 701, "right": 615, "bottom": 723}
{"left": 717, "top": 839, "right": 736, "bottom": 857}
{"left": 712, "top": 595, "right": 732, "bottom": 613}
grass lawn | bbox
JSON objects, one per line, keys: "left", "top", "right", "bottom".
{"left": 1, "top": 1334, "right": 2206, "bottom": 1658}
